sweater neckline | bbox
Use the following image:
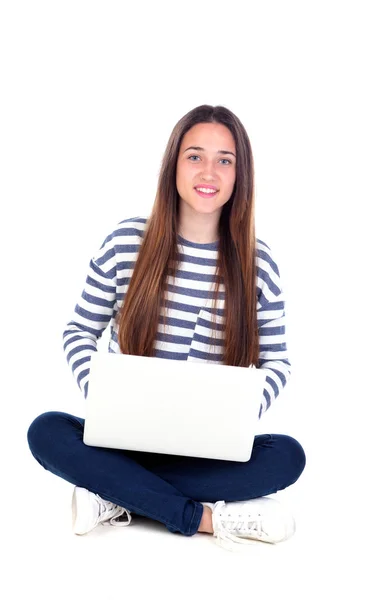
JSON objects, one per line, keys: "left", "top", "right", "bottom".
{"left": 177, "top": 233, "right": 219, "bottom": 250}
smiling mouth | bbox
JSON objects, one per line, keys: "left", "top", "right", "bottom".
{"left": 194, "top": 188, "right": 219, "bottom": 197}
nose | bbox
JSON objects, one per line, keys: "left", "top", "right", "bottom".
{"left": 200, "top": 167, "right": 217, "bottom": 182}
{"left": 199, "top": 159, "right": 217, "bottom": 177}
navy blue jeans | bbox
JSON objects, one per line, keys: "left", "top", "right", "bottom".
{"left": 27, "top": 411, "right": 306, "bottom": 536}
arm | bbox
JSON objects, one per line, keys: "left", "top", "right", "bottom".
{"left": 256, "top": 242, "right": 292, "bottom": 419}
{"left": 62, "top": 230, "right": 117, "bottom": 399}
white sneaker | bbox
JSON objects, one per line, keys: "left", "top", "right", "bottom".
{"left": 72, "top": 487, "right": 132, "bottom": 535}
{"left": 206, "top": 496, "right": 296, "bottom": 552}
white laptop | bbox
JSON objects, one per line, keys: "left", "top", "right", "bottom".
{"left": 83, "top": 352, "right": 266, "bottom": 462}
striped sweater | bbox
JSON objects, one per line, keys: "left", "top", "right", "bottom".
{"left": 63, "top": 216, "right": 291, "bottom": 420}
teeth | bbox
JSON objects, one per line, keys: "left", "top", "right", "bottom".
{"left": 196, "top": 187, "right": 217, "bottom": 194}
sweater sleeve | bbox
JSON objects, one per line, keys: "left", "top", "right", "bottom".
{"left": 62, "top": 229, "right": 117, "bottom": 399}
{"left": 256, "top": 241, "right": 292, "bottom": 419}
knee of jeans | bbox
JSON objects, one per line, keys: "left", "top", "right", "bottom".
{"left": 277, "top": 434, "right": 307, "bottom": 477}
{"left": 27, "top": 411, "right": 66, "bottom": 454}
{"left": 288, "top": 436, "right": 306, "bottom": 476}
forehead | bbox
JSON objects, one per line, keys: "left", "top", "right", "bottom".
{"left": 181, "top": 122, "right": 235, "bottom": 150}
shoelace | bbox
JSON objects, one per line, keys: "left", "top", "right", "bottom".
{"left": 94, "top": 494, "right": 131, "bottom": 527}
{"left": 108, "top": 508, "right": 131, "bottom": 527}
{"left": 214, "top": 509, "right": 269, "bottom": 552}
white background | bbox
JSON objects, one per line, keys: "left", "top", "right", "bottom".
{"left": 1, "top": 1, "right": 386, "bottom": 598}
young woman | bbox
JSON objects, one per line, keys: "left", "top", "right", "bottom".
{"left": 27, "top": 104, "right": 306, "bottom": 552}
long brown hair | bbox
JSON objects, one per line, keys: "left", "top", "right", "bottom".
{"left": 117, "top": 104, "right": 259, "bottom": 367}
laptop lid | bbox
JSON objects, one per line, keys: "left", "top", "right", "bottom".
{"left": 83, "top": 352, "right": 266, "bottom": 462}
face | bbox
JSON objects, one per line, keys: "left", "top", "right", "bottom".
{"left": 176, "top": 122, "right": 237, "bottom": 217}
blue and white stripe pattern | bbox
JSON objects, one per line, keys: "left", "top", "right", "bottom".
{"left": 63, "top": 216, "right": 291, "bottom": 420}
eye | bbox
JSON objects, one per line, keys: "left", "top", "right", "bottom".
{"left": 187, "top": 155, "right": 232, "bottom": 165}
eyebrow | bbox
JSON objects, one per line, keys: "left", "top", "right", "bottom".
{"left": 183, "top": 146, "right": 236, "bottom": 158}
